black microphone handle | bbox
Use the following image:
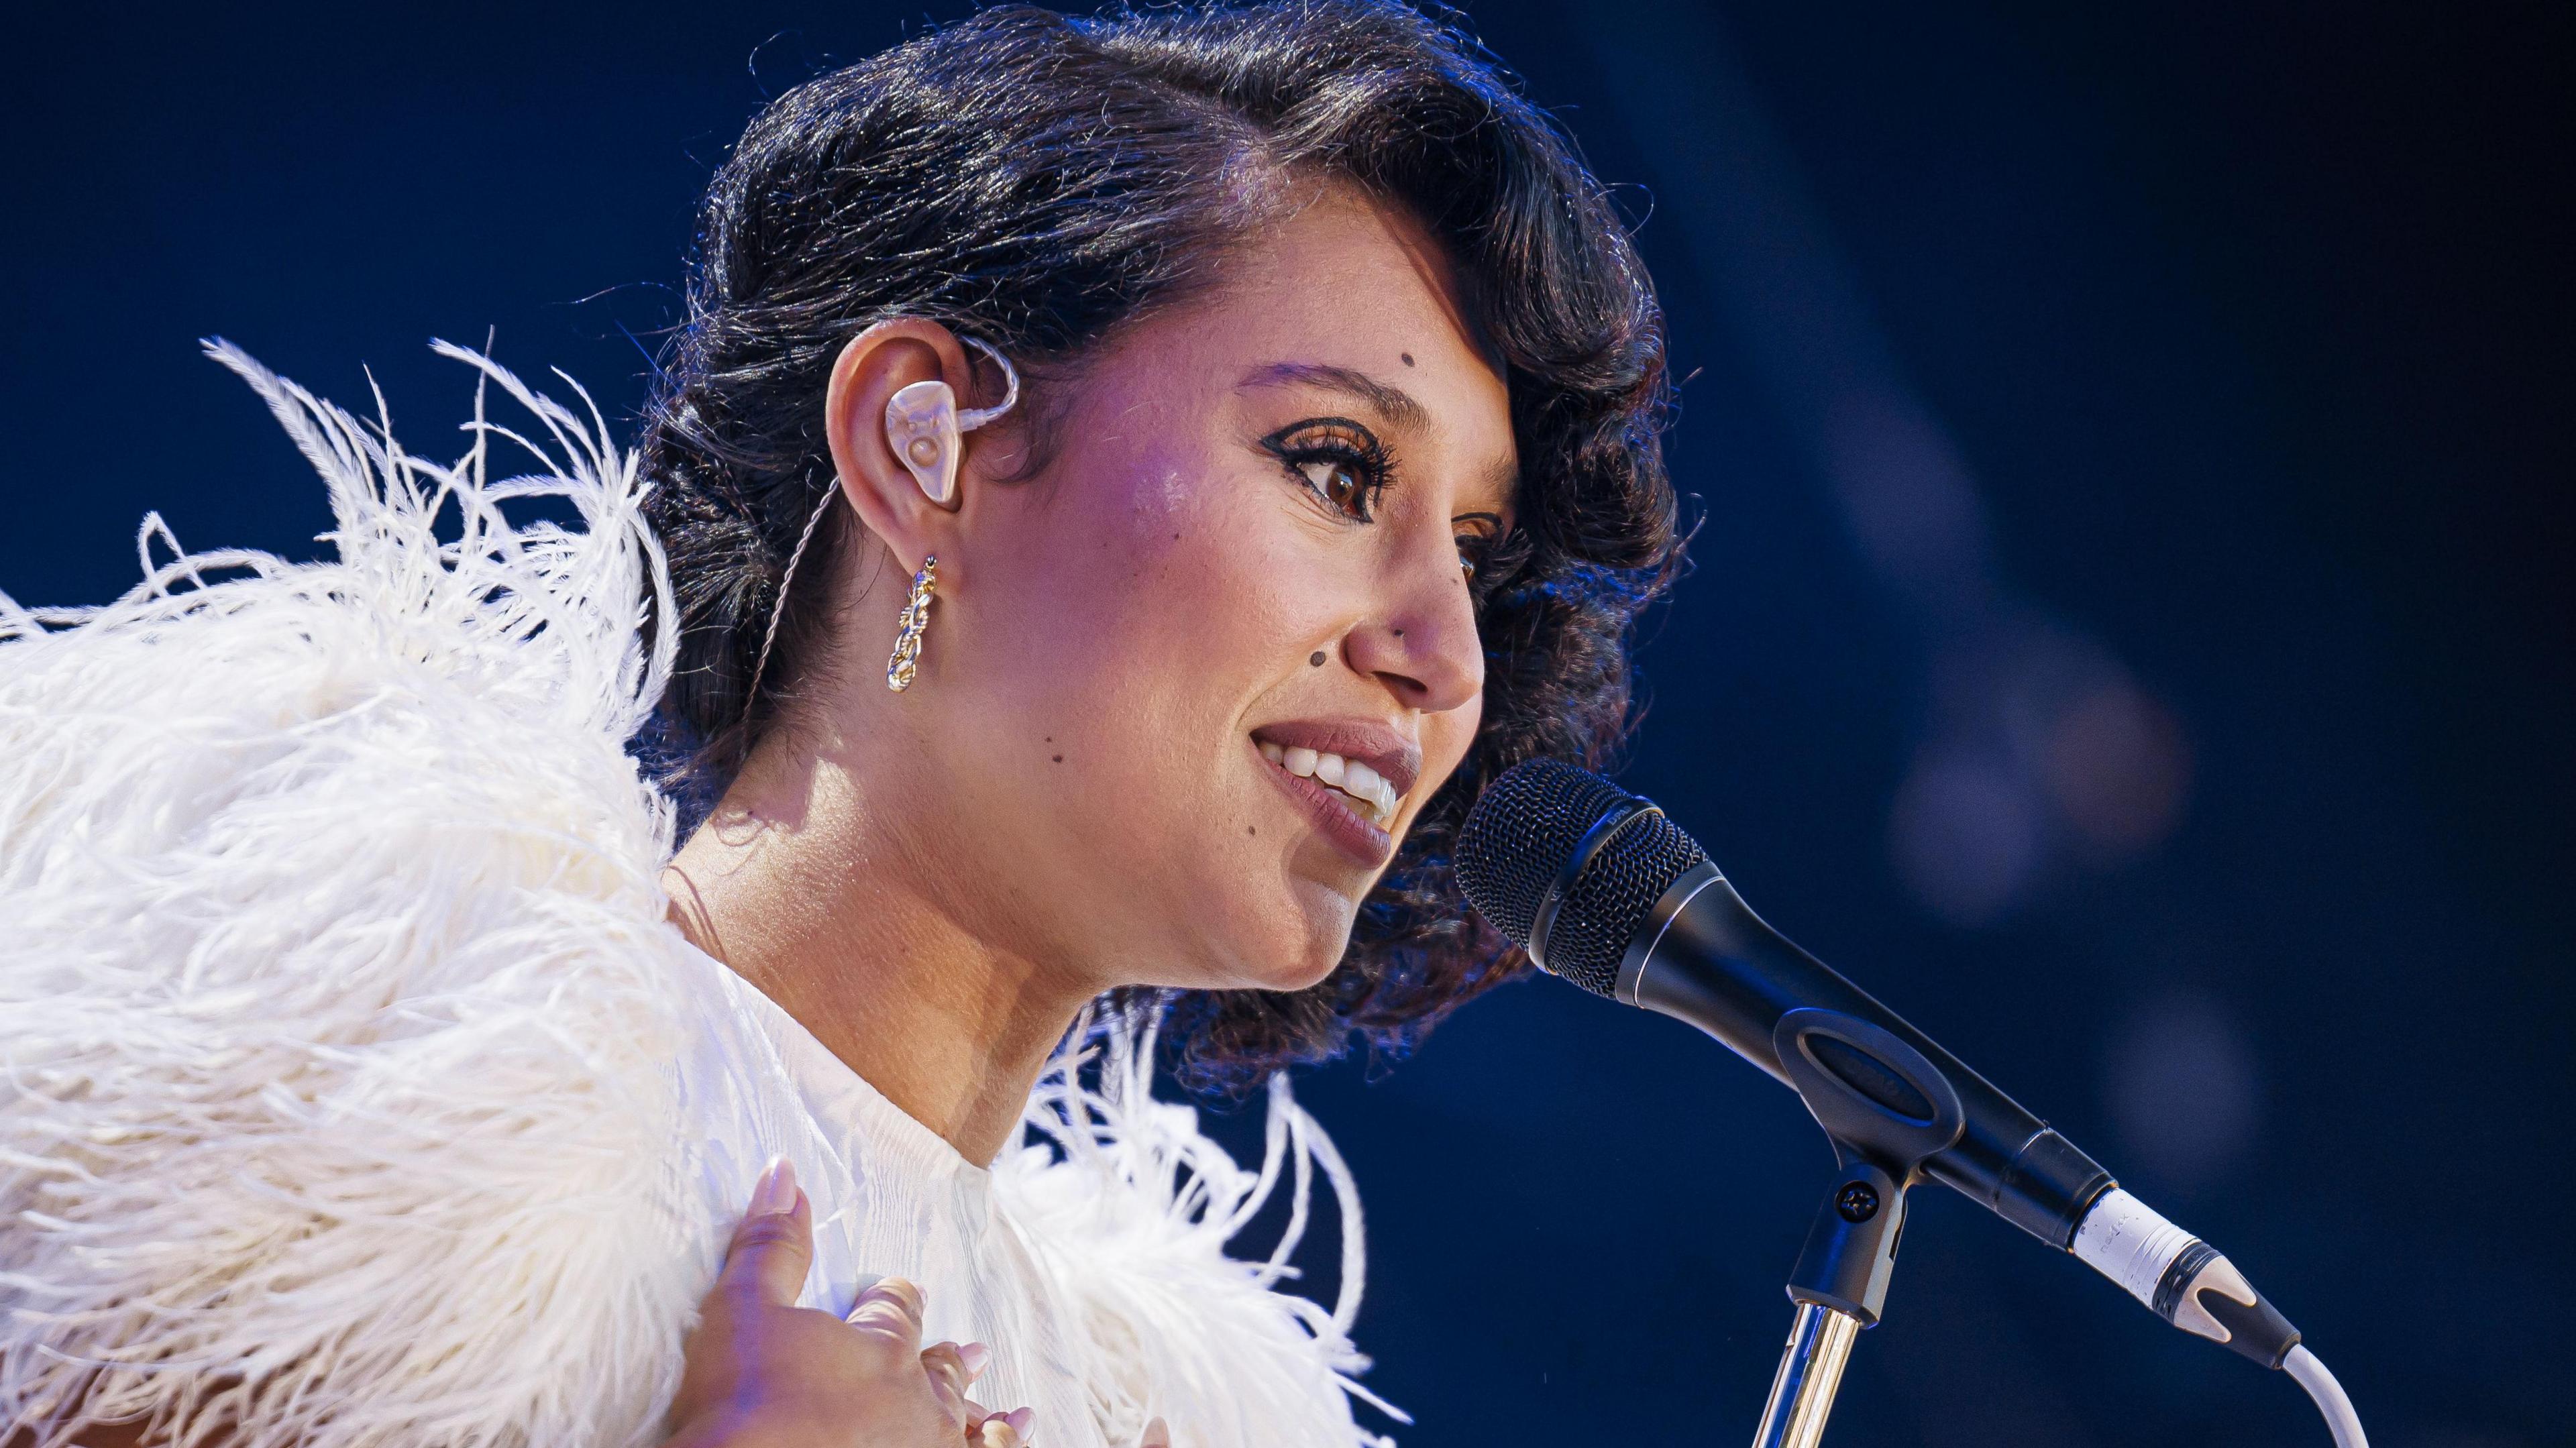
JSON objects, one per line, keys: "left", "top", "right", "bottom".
{"left": 1613, "top": 860, "right": 2114, "bottom": 1248}
{"left": 1479, "top": 767, "right": 2327, "bottom": 1396}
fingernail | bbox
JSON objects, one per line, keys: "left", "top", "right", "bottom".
{"left": 749, "top": 1156, "right": 798, "bottom": 1216}
{"left": 958, "top": 1341, "right": 993, "bottom": 1378}
{"left": 1004, "top": 1406, "right": 1035, "bottom": 1434}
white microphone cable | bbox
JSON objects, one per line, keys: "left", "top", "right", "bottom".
{"left": 2074, "top": 1188, "right": 2369, "bottom": 1445}
{"left": 2284, "top": 1345, "right": 2369, "bottom": 1448}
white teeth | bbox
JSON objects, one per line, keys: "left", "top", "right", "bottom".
{"left": 1258, "top": 738, "right": 1405, "bottom": 827}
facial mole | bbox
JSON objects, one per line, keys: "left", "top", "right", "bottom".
{"left": 1309, "top": 651, "right": 1327, "bottom": 667}
{"left": 1053, "top": 755, "right": 1064, "bottom": 763}
{"left": 1401, "top": 352, "right": 1415, "bottom": 366}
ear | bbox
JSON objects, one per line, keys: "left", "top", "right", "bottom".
{"left": 822, "top": 319, "right": 991, "bottom": 571}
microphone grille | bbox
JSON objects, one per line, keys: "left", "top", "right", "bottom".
{"left": 1456, "top": 759, "right": 1708, "bottom": 998}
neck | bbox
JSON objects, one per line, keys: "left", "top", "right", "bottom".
{"left": 661, "top": 735, "right": 1091, "bottom": 1166}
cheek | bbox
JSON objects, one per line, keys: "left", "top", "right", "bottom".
{"left": 1024, "top": 459, "right": 1320, "bottom": 695}
{"left": 1416, "top": 692, "right": 1485, "bottom": 807}
{"left": 965, "top": 438, "right": 1307, "bottom": 823}
{"left": 986, "top": 450, "right": 1204, "bottom": 660}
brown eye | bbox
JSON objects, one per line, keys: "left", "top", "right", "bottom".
{"left": 1454, "top": 514, "right": 1505, "bottom": 583}
{"left": 1259, "top": 417, "right": 1391, "bottom": 524}
{"left": 1298, "top": 457, "right": 1367, "bottom": 515}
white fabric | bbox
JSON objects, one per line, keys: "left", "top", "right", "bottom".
{"left": 0, "top": 343, "right": 1391, "bottom": 1448}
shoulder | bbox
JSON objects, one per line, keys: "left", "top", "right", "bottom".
{"left": 0, "top": 346, "right": 719, "bottom": 1448}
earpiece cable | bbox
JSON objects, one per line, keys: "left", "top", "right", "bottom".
{"left": 735, "top": 332, "right": 1018, "bottom": 734}
{"left": 739, "top": 486, "right": 838, "bottom": 734}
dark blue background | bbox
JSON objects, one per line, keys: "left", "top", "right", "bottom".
{"left": 4, "top": 3, "right": 2565, "bottom": 1445}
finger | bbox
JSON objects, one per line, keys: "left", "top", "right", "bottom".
{"left": 842, "top": 1276, "right": 927, "bottom": 1352}
{"left": 963, "top": 1405, "right": 1034, "bottom": 1442}
{"left": 919, "top": 1341, "right": 969, "bottom": 1416}
{"left": 716, "top": 1158, "right": 812, "bottom": 1307}
{"left": 1142, "top": 1414, "right": 1171, "bottom": 1448}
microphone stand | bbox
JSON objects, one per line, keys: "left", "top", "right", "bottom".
{"left": 1746, "top": 1156, "right": 1909, "bottom": 1447}
{"left": 1752, "top": 1300, "right": 1862, "bottom": 1448}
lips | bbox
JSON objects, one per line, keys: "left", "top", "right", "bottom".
{"left": 1257, "top": 738, "right": 1399, "bottom": 824}
{"left": 1248, "top": 721, "right": 1421, "bottom": 801}
{"left": 1248, "top": 720, "right": 1422, "bottom": 868}
{"left": 1256, "top": 751, "right": 1395, "bottom": 867}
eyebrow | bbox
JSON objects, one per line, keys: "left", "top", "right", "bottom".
{"left": 1473, "top": 470, "right": 1519, "bottom": 518}
{"left": 1239, "top": 361, "right": 1428, "bottom": 433}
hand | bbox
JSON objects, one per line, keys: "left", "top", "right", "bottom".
{"left": 666, "top": 1159, "right": 1036, "bottom": 1448}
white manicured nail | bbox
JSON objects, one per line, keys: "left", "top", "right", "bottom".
{"left": 749, "top": 1156, "right": 797, "bottom": 1217}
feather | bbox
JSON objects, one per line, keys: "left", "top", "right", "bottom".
{"left": 0, "top": 341, "right": 701, "bottom": 1448}
{"left": 1004, "top": 1005, "right": 1403, "bottom": 1448}
{"left": 0, "top": 344, "right": 1386, "bottom": 1448}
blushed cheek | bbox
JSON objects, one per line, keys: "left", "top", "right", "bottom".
{"left": 1104, "top": 443, "right": 1224, "bottom": 579}
{"left": 1123, "top": 472, "right": 1313, "bottom": 656}
{"left": 1150, "top": 462, "right": 1195, "bottom": 519}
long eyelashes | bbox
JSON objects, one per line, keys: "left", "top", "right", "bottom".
{"left": 1259, "top": 416, "right": 1391, "bottom": 522}
{"left": 1453, "top": 510, "right": 1505, "bottom": 583}
{"left": 1259, "top": 419, "right": 1513, "bottom": 587}
{"left": 1463, "top": 518, "right": 1530, "bottom": 599}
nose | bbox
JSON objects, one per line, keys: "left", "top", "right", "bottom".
{"left": 1343, "top": 527, "right": 1485, "bottom": 715}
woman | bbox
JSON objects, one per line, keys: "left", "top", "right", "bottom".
{"left": 0, "top": 3, "right": 1677, "bottom": 1446}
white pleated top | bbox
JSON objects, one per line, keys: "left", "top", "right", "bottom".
{"left": 666, "top": 943, "right": 1112, "bottom": 1448}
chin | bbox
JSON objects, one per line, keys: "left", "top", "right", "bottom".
{"left": 1189, "top": 881, "right": 1357, "bottom": 993}
{"left": 1255, "top": 942, "right": 1348, "bottom": 993}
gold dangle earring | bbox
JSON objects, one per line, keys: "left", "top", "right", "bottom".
{"left": 885, "top": 555, "right": 938, "bottom": 691}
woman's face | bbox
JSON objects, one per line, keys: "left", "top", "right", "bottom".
{"left": 887, "top": 187, "right": 1513, "bottom": 993}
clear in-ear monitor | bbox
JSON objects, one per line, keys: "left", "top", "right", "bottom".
{"left": 885, "top": 379, "right": 962, "bottom": 507}
{"left": 879, "top": 335, "right": 1021, "bottom": 510}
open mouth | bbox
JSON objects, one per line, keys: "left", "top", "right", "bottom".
{"left": 1247, "top": 722, "right": 1422, "bottom": 867}
{"left": 1246, "top": 726, "right": 1411, "bottom": 830}
{"left": 1257, "top": 738, "right": 1402, "bottom": 827}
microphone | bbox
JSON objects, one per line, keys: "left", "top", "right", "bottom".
{"left": 1455, "top": 759, "right": 2353, "bottom": 1416}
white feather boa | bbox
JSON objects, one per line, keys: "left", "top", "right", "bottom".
{"left": 0, "top": 345, "right": 1391, "bottom": 1448}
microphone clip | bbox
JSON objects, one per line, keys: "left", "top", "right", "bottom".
{"left": 1754, "top": 1013, "right": 1970, "bottom": 1448}
{"left": 1773, "top": 1007, "right": 1966, "bottom": 1327}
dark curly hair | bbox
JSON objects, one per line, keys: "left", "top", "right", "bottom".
{"left": 640, "top": 0, "right": 1682, "bottom": 1089}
